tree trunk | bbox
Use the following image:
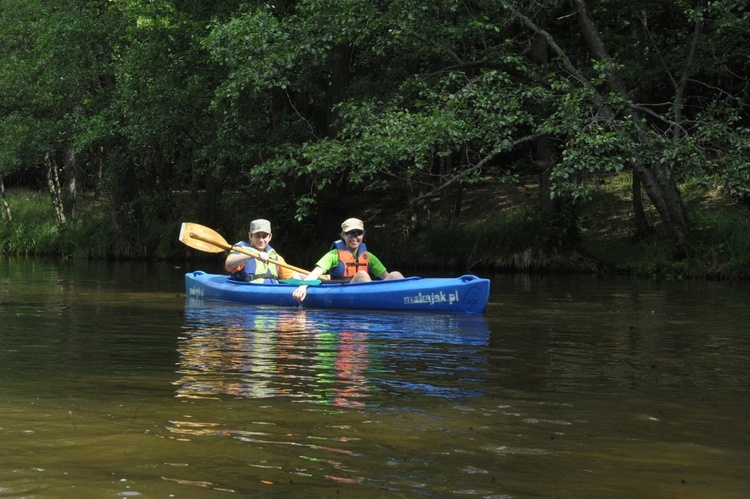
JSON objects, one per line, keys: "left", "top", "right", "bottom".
{"left": 529, "top": 9, "right": 559, "bottom": 217}
{"left": 571, "top": 0, "right": 689, "bottom": 256}
{"left": 438, "top": 154, "right": 464, "bottom": 227}
{"left": 537, "top": 135, "right": 559, "bottom": 216}
{"left": 0, "top": 173, "right": 12, "bottom": 224}
{"left": 95, "top": 146, "right": 104, "bottom": 200}
{"left": 64, "top": 146, "right": 82, "bottom": 219}
{"left": 631, "top": 170, "right": 650, "bottom": 238}
{"left": 44, "top": 153, "right": 67, "bottom": 228}
{"left": 328, "top": 43, "right": 354, "bottom": 137}
{"left": 109, "top": 161, "right": 143, "bottom": 246}
{"left": 634, "top": 161, "right": 688, "bottom": 256}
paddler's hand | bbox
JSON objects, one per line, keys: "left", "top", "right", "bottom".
{"left": 292, "top": 285, "right": 308, "bottom": 303}
{"left": 257, "top": 251, "right": 269, "bottom": 262}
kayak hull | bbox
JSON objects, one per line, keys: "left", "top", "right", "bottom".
{"left": 185, "top": 271, "right": 490, "bottom": 314}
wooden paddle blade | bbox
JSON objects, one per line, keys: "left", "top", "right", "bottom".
{"left": 179, "top": 222, "right": 228, "bottom": 253}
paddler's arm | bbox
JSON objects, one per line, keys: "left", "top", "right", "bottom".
{"left": 292, "top": 266, "right": 325, "bottom": 302}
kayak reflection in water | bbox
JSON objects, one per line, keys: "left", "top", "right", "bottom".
{"left": 175, "top": 306, "right": 371, "bottom": 406}
{"left": 178, "top": 303, "right": 491, "bottom": 404}
{"left": 293, "top": 217, "right": 404, "bottom": 302}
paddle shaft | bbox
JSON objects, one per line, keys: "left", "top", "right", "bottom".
{"left": 188, "top": 231, "right": 311, "bottom": 275}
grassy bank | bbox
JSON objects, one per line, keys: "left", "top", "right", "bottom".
{"left": 0, "top": 190, "right": 115, "bottom": 259}
{"left": 579, "top": 175, "right": 750, "bottom": 279}
{"left": 3, "top": 176, "right": 750, "bottom": 279}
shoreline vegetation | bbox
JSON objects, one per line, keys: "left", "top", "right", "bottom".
{"left": 2, "top": 2, "right": 748, "bottom": 285}
{"left": 2, "top": 3, "right": 747, "bottom": 285}
{"left": 3, "top": 173, "right": 750, "bottom": 280}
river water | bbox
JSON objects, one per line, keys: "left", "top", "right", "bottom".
{"left": 1, "top": 258, "right": 748, "bottom": 497}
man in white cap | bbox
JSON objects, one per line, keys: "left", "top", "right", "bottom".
{"left": 292, "top": 217, "right": 404, "bottom": 302}
{"left": 225, "top": 219, "right": 297, "bottom": 282}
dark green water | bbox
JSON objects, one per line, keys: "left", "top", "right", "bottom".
{"left": 1, "top": 258, "right": 749, "bottom": 497}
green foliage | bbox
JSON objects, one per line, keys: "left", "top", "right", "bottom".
{"left": 0, "top": 0, "right": 749, "bottom": 271}
{"left": 205, "top": 9, "right": 304, "bottom": 94}
{"left": 688, "top": 210, "right": 750, "bottom": 278}
{"left": 0, "top": 113, "right": 33, "bottom": 174}
{"left": 691, "top": 103, "right": 750, "bottom": 204}
{"left": 0, "top": 190, "right": 59, "bottom": 255}
{"left": 248, "top": 66, "right": 543, "bottom": 219}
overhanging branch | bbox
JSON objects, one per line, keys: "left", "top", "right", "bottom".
{"left": 410, "top": 133, "right": 542, "bottom": 204}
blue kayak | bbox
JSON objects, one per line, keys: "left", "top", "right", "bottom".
{"left": 185, "top": 271, "right": 490, "bottom": 314}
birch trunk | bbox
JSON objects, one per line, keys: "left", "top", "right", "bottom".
{"left": 44, "top": 153, "right": 67, "bottom": 228}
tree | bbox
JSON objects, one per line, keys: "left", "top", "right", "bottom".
{"left": 1, "top": 0, "right": 748, "bottom": 261}
{"left": 205, "top": 1, "right": 543, "bottom": 230}
{"left": 0, "top": 0, "right": 119, "bottom": 228}
{"left": 502, "top": 0, "right": 750, "bottom": 256}
{"left": 77, "top": 0, "right": 229, "bottom": 254}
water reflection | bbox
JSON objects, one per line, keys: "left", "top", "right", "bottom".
{"left": 177, "top": 300, "right": 490, "bottom": 407}
{"left": 3, "top": 259, "right": 750, "bottom": 496}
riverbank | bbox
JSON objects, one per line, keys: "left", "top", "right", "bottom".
{"left": 2, "top": 174, "right": 750, "bottom": 279}
{"left": 352, "top": 174, "right": 750, "bottom": 280}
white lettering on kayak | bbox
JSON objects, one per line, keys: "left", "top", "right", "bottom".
{"left": 403, "top": 290, "right": 459, "bottom": 305}
{"left": 188, "top": 286, "right": 204, "bottom": 297}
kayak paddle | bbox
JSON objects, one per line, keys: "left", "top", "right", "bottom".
{"left": 179, "top": 222, "right": 315, "bottom": 276}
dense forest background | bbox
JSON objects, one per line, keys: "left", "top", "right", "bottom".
{"left": 1, "top": 0, "right": 749, "bottom": 277}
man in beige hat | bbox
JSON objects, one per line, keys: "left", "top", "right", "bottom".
{"left": 293, "top": 217, "right": 404, "bottom": 302}
{"left": 225, "top": 219, "right": 299, "bottom": 282}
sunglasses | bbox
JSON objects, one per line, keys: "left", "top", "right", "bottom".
{"left": 344, "top": 230, "right": 364, "bottom": 238}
